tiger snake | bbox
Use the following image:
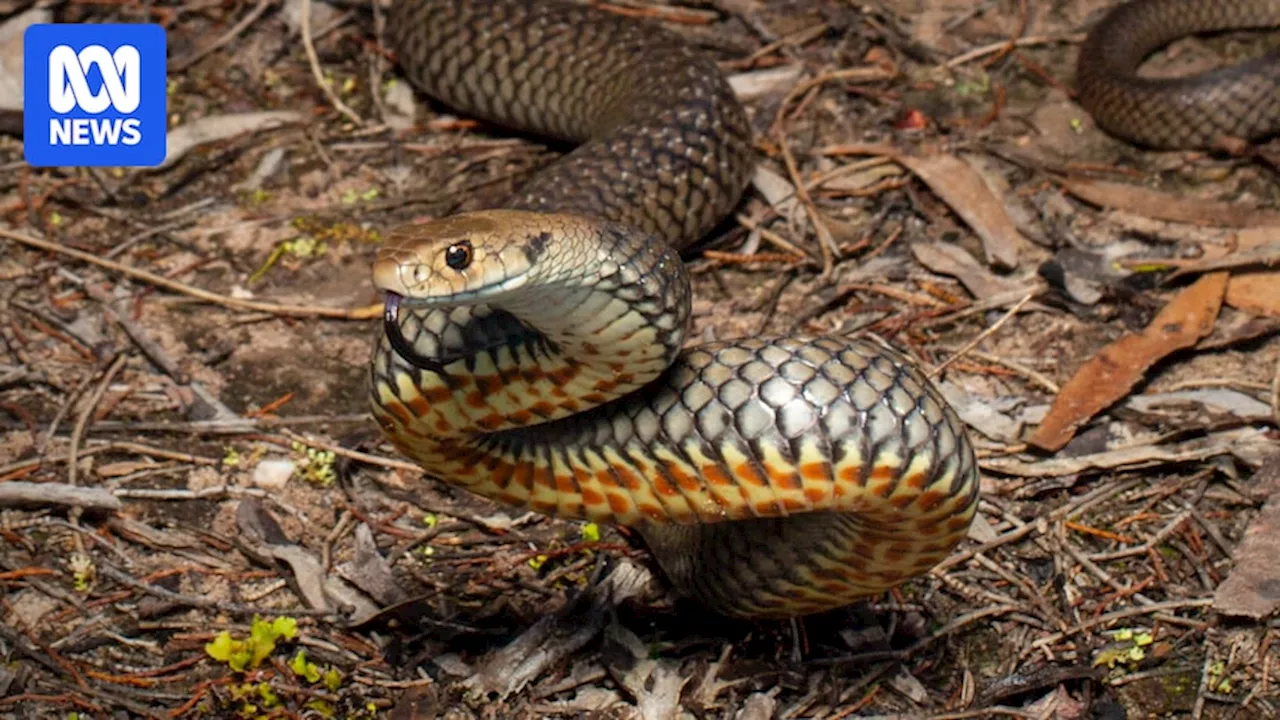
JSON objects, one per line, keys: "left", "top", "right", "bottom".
{"left": 366, "top": 0, "right": 1274, "bottom": 618}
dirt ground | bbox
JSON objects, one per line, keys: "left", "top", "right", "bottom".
{"left": 2, "top": 0, "right": 1279, "bottom": 718}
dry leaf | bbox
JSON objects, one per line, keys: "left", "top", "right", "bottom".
{"left": 1214, "top": 455, "right": 1280, "bottom": 619}
{"left": 1061, "top": 177, "right": 1280, "bottom": 228}
{"left": 1028, "top": 272, "right": 1228, "bottom": 451}
{"left": 1224, "top": 227, "right": 1280, "bottom": 317}
{"left": 897, "top": 152, "right": 1029, "bottom": 269}
{"left": 910, "top": 241, "right": 1027, "bottom": 299}
{"left": 161, "top": 111, "right": 305, "bottom": 170}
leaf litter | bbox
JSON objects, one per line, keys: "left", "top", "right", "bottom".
{"left": 0, "top": 0, "right": 1278, "bottom": 718}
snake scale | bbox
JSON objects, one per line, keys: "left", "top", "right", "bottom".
{"left": 1076, "top": 0, "right": 1280, "bottom": 148}
{"left": 367, "top": 0, "right": 1274, "bottom": 618}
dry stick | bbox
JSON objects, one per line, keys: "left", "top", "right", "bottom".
{"left": 171, "top": 0, "right": 278, "bottom": 72}
{"left": 67, "top": 354, "right": 130, "bottom": 488}
{"left": 96, "top": 564, "right": 339, "bottom": 618}
{"left": 1025, "top": 597, "right": 1214, "bottom": 656}
{"left": 37, "top": 371, "right": 96, "bottom": 455}
{"left": 279, "top": 428, "right": 422, "bottom": 473}
{"left": 934, "top": 477, "right": 1145, "bottom": 573}
{"left": 82, "top": 281, "right": 243, "bottom": 420}
{"left": 776, "top": 139, "right": 837, "bottom": 278}
{"left": 734, "top": 212, "right": 814, "bottom": 260}
{"left": 0, "top": 482, "right": 121, "bottom": 511}
{"left": 74, "top": 413, "right": 369, "bottom": 434}
{"left": 1192, "top": 636, "right": 1215, "bottom": 720}
{"left": 66, "top": 353, "right": 129, "bottom": 555}
{"left": 0, "top": 228, "right": 380, "bottom": 319}
{"left": 1059, "top": 541, "right": 1155, "bottom": 607}
{"left": 84, "top": 283, "right": 187, "bottom": 383}
{"left": 1271, "top": 351, "right": 1280, "bottom": 428}
{"left": 300, "top": 0, "right": 363, "bottom": 125}
{"left": 765, "top": 67, "right": 895, "bottom": 277}
{"left": 944, "top": 33, "right": 1084, "bottom": 68}
{"left": 940, "top": 347, "right": 1059, "bottom": 393}
{"left": 1087, "top": 510, "right": 1192, "bottom": 563}
{"left": 0, "top": 442, "right": 219, "bottom": 479}
{"left": 918, "top": 281, "right": 1049, "bottom": 329}
{"left": 929, "top": 288, "right": 1037, "bottom": 377}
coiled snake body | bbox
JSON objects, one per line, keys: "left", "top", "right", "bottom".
{"left": 370, "top": 0, "right": 979, "bottom": 618}
{"left": 368, "top": 0, "right": 1274, "bottom": 618}
{"left": 1077, "top": 0, "right": 1280, "bottom": 148}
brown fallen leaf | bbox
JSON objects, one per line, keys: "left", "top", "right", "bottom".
{"left": 1028, "top": 272, "right": 1228, "bottom": 451}
{"left": 1213, "top": 454, "right": 1280, "bottom": 619}
{"left": 909, "top": 241, "right": 1027, "bottom": 299}
{"left": 1228, "top": 274, "right": 1280, "bottom": 318}
{"left": 897, "top": 152, "right": 1029, "bottom": 269}
{"left": 1223, "top": 228, "right": 1280, "bottom": 318}
{"left": 1060, "top": 177, "right": 1280, "bottom": 228}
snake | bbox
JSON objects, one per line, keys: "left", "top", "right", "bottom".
{"left": 1076, "top": 0, "right": 1280, "bottom": 149}
{"left": 366, "top": 0, "right": 1277, "bottom": 618}
{"left": 367, "top": 0, "right": 981, "bottom": 619}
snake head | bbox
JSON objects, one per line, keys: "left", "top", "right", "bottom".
{"left": 373, "top": 210, "right": 555, "bottom": 305}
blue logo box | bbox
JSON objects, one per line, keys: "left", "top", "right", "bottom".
{"left": 24, "top": 24, "right": 167, "bottom": 167}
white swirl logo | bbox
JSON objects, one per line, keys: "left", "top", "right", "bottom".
{"left": 47, "top": 44, "right": 141, "bottom": 114}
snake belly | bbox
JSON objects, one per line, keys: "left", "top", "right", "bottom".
{"left": 1077, "top": 0, "right": 1280, "bottom": 149}
{"left": 371, "top": 0, "right": 980, "bottom": 618}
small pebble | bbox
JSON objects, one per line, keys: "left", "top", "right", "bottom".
{"left": 251, "top": 458, "right": 296, "bottom": 489}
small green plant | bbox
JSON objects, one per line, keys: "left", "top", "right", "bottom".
{"left": 1093, "top": 627, "right": 1154, "bottom": 669}
{"left": 291, "top": 440, "right": 336, "bottom": 486}
{"left": 248, "top": 236, "right": 329, "bottom": 285}
{"left": 1207, "top": 659, "right": 1233, "bottom": 693}
{"left": 290, "top": 649, "right": 342, "bottom": 691}
{"left": 205, "top": 615, "right": 298, "bottom": 672}
{"left": 68, "top": 554, "right": 94, "bottom": 592}
{"left": 340, "top": 187, "right": 379, "bottom": 205}
{"left": 227, "top": 681, "right": 281, "bottom": 718}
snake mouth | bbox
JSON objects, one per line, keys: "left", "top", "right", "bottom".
{"left": 382, "top": 292, "right": 450, "bottom": 374}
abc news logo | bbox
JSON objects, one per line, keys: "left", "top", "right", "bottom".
{"left": 24, "top": 24, "right": 167, "bottom": 167}
{"left": 48, "top": 44, "right": 144, "bottom": 146}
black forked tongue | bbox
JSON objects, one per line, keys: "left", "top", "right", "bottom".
{"left": 383, "top": 292, "right": 449, "bottom": 374}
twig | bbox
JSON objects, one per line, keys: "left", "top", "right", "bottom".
{"left": 52, "top": 413, "right": 370, "bottom": 434}
{"left": 67, "top": 354, "right": 129, "bottom": 488}
{"left": 938, "top": 348, "right": 1059, "bottom": 393}
{"left": 1193, "top": 637, "right": 1215, "bottom": 720}
{"left": 1026, "top": 597, "right": 1214, "bottom": 656}
{"left": 85, "top": 283, "right": 189, "bottom": 384}
{"left": 0, "top": 482, "right": 121, "bottom": 511}
{"left": 733, "top": 212, "right": 816, "bottom": 260}
{"left": 944, "top": 33, "right": 1084, "bottom": 68}
{"left": 38, "top": 372, "right": 96, "bottom": 455}
{"left": 171, "top": 0, "right": 278, "bottom": 72}
{"left": 776, "top": 139, "right": 838, "bottom": 278}
{"left": 300, "top": 0, "right": 363, "bottom": 125}
{"left": 97, "top": 564, "right": 340, "bottom": 618}
{"left": 929, "top": 289, "right": 1037, "bottom": 377}
{"left": 1271, "top": 350, "right": 1280, "bottom": 428}
{"left": 1, "top": 228, "right": 380, "bottom": 319}
{"left": 934, "top": 477, "right": 1145, "bottom": 572}
{"left": 279, "top": 429, "right": 423, "bottom": 473}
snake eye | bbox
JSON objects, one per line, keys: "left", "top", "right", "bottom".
{"left": 444, "top": 240, "right": 473, "bottom": 270}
